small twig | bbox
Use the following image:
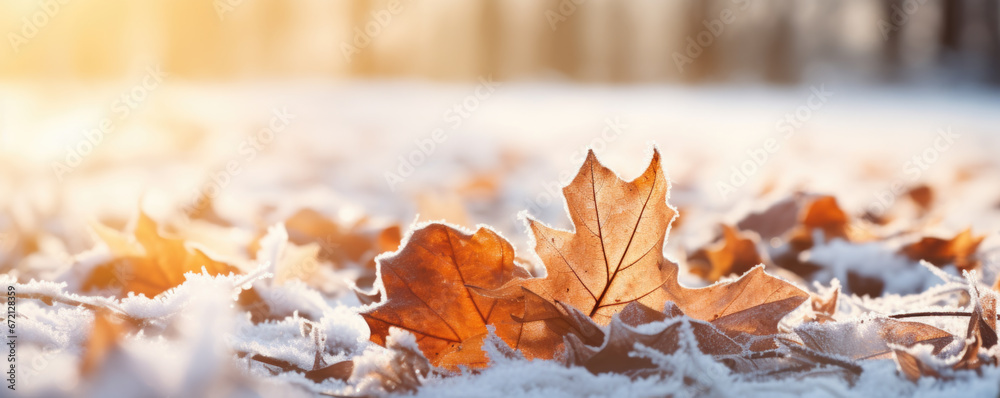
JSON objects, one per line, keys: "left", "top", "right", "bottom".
{"left": 20, "top": 292, "right": 151, "bottom": 326}
{"left": 888, "top": 311, "right": 974, "bottom": 320}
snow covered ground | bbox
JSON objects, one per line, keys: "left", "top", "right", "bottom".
{"left": 2, "top": 81, "right": 1000, "bottom": 397}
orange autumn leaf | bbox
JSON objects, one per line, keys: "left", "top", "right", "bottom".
{"left": 901, "top": 228, "right": 984, "bottom": 272}
{"left": 83, "top": 212, "right": 241, "bottom": 298}
{"left": 687, "top": 224, "right": 764, "bottom": 282}
{"left": 360, "top": 224, "right": 530, "bottom": 370}
{"left": 740, "top": 194, "right": 868, "bottom": 249}
{"left": 515, "top": 149, "right": 679, "bottom": 325}
{"left": 495, "top": 150, "right": 807, "bottom": 356}
{"left": 365, "top": 149, "right": 809, "bottom": 368}
{"left": 788, "top": 196, "right": 853, "bottom": 249}
{"left": 254, "top": 208, "right": 401, "bottom": 270}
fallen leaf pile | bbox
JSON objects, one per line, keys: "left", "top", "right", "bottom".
{"left": 9, "top": 145, "right": 1000, "bottom": 396}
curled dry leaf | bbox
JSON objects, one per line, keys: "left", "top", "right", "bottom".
{"left": 243, "top": 354, "right": 353, "bottom": 383}
{"left": 83, "top": 212, "right": 242, "bottom": 298}
{"left": 564, "top": 302, "right": 743, "bottom": 376}
{"left": 953, "top": 284, "right": 997, "bottom": 371}
{"left": 810, "top": 282, "right": 840, "bottom": 323}
{"left": 901, "top": 228, "right": 984, "bottom": 272}
{"left": 795, "top": 317, "right": 954, "bottom": 361}
{"left": 893, "top": 348, "right": 940, "bottom": 382}
{"left": 687, "top": 224, "right": 764, "bottom": 282}
{"left": 360, "top": 224, "right": 530, "bottom": 370}
{"left": 891, "top": 287, "right": 998, "bottom": 381}
{"left": 369, "top": 332, "right": 434, "bottom": 394}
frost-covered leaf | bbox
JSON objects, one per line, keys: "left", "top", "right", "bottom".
{"left": 361, "top": 223, "right": 529, "bottom": 369}
{"left": 83, "top": 211, "right": 242, "bottom": 298}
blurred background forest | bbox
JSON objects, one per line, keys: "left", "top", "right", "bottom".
{"left": 2, "top": 0, "right": 999, "bottom": 85}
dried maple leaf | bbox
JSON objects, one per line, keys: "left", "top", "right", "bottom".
{"left": 83, "top": 212, "right": 242, "bottom": 298}
{"left": 515, "top": 149, "right": 679, "bottom": 324}
{"left": 365, "top": 149, "right": 808, "bottom": 367}
{"left": 491, "top": 150, "right": 807, "bottom": 356}
{"left": 901, "top": 228, "right": 984, "bottom": 272}
{"left": 360, "top": 223, "right": 530, "bottom": 370}
{"left": 687, "top": 224, "right": 764, "bottom": 282}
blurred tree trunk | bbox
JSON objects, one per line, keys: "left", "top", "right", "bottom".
{"left": 764, "top": 2, "right": 796, "bottom": 84}
{"left": 882, "top": 0, "right": 904, "bottom": 82}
